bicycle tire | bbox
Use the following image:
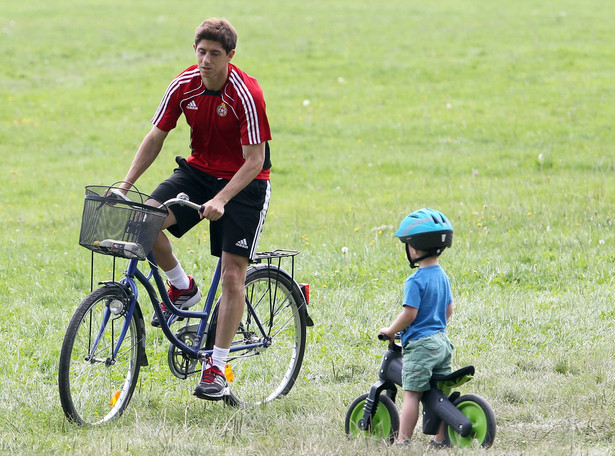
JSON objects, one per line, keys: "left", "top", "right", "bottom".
{"left": 444, "top": 393, "right": 496, "bottom": 448}
{"left": 211, "top": 265, "right": 307, "bottom": 406}
{"left": 58, "top": 286, "right": 146, "bottom": 425}
{"left": 344, "top": 393, "right": 399, "bottom": 444}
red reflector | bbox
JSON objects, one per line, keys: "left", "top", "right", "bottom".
{"left": 299, "top": 283, "right": 310, "bottom": 304}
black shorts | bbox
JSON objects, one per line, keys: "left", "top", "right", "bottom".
{"left": 149, "top": 157, "right": 270, "bottom": 259}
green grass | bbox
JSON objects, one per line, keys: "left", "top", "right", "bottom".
{"left": 1, "top": 0, "right": 614, "bottom": 454}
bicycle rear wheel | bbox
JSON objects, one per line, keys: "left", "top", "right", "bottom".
{"left": 216, "top": 265, "right": 307, "bottom": 406}
{"left": 444, "top": 393, "right": 496, "bottom": 448}
{"left": 58, "top": 286, "right": 146, "bottom": 425}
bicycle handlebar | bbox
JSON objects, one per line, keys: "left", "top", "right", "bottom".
{"left": 378, "top": 333, "right": 402, "bottom": 354}
{"left": 159, "top": 193, "right": 204, "bottom": 213}
{"left": 378, "top": 332, "right": 401, "bottom": 342}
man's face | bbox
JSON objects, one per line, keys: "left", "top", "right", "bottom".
{"left": 194, "top": 39, "right": 235, "bottom": 82}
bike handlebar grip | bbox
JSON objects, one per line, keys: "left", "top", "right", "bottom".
{"left": 109, "top": 188, "right": 131, "bottom": 201}
{"left": 377, "top": 333, "right": 389, "bottom": 341}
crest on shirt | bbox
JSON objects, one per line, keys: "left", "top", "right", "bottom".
{"left": 217, "top": 102, "right": 228, "bottom": 117}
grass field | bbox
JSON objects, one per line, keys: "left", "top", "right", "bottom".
{"left": 1, "top": 0, "right": 614, "bottom": 454}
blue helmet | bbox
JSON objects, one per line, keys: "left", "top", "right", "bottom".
{"left": 395, "top": 208, "right": 454, "bottom": 256}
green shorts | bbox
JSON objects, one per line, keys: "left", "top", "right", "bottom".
{"left": 402, "top": 331, "right": 453, "bottom": 392}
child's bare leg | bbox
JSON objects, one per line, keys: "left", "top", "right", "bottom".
{"left": 397, "top": 390, "right": 422, "bottom": 442}
{"left": 435, "top": 421, "right": 446, "bottom": 442}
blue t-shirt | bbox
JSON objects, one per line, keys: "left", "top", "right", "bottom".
{"left": 400, "top": 265, "right": 452, "bottom": 345}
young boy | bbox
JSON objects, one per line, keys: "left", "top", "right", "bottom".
{"left": 379, "top": 208, "right": 455, "bottom": 447}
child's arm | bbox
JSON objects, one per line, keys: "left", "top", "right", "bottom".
{"left": 379, "top": 306, "right": 418, "bottom": 341}
{"left": 446, "top": 302, "right": 454, "bottom": 321}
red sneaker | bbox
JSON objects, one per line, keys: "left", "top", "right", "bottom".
{"left": 193, "top": 359, "right": 228, "bottom": 400}
{"left": 151, "top": 276, "right": 201, "bottom": 327}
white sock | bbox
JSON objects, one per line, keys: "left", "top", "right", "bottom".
{"left": 164, "top": 262, "right": 190, "bottom": 290}
{"left": 212, "top": 345, "right": 230, "bottom": 372}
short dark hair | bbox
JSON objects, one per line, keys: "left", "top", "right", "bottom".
{"left": 194, "top": 18, "right": 237, "bottom": 54}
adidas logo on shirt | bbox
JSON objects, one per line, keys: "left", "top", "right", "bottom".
{"left": 235, "top": 239, "right": 249, "bottom": 249}
{"left": 186, "top": 100, "right": 198, "bottom": 110}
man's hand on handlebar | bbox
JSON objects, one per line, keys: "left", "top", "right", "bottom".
{"left": 199, "top": 199, "right": 225, "bottom": 221}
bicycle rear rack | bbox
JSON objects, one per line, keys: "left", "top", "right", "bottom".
{"left": 252, "top": 249, "right": 311, "bottom": 325}
{"left": 252, "top": 249, "right": 300, "bottom": 284}
{"left": 252, "top": 249, "right": 300, "bottom": 260}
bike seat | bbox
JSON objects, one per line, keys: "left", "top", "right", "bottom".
{"left": 429, "top": 366, "right": 474, "bottom": 394}
{"left": 431, "top": 366, "right": 475, "bottom": 393}
{"left": 432, "top": 365, "right": 475, "bottom": 383}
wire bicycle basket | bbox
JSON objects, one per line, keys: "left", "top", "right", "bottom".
{"left": 79, "top": 185, "right": 168, "bottom": 260}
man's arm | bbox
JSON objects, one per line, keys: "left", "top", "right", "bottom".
{"left": 120, "top": 126, "right": 169, "bottom": 190}
{"left": 200, "top": 142, "right": 266, "bottom": 221}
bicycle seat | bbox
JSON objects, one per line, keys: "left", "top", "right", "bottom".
{"left": 432, "top": 365, "right": 475, "bottom": 383}
{"left": 430, "top": 366, "right": 475, "bottom": 393}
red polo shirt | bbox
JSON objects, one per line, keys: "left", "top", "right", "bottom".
{"left": 152, "top": 63, "right": 271, "bottom": 180}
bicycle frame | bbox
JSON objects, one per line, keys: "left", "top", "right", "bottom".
{"left": 89, "top": 250, "right": 271, "bottom": 367}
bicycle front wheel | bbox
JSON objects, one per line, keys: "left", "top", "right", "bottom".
{"left": 345, "top": 393, "right": 399, "bottom": 444}
{"left": 218, "top": 265, "right": 307, "bottom": 406}
{"left": 58, "top": 286, "right": 146, "bottom": 425}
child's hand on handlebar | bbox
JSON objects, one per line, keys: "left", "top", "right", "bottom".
{"left": 378, "top": 328, "right": 395, "bottom": 342}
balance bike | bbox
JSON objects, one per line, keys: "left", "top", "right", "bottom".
{"left": 345, "top": 336, "right": 496, "bottom": 448}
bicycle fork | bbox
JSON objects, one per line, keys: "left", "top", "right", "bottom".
{"left": 88, "top": 281, "right": 145, "bottom": 367}
{"left": 358, "top": 347, "right": 402, "bottom": 431}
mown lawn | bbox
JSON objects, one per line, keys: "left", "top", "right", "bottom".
{"left": 1, "top": 0, "right": 613, "bottom": 454}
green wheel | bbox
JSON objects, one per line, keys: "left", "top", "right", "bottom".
{"left": 345, "top": 393, "right": 399, "bottom": 444}
{"left": 445, "top": 393, "right": 496, "bottom": 448}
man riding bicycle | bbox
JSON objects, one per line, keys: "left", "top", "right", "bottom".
{"left": 119, "top": 18, "right": 271, "bottom": 400}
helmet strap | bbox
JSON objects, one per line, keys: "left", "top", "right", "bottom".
{"left": 406, "top": 248, "right": 444, "bottom": 268}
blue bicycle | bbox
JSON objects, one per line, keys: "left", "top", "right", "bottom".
{"left": 58, "top": 184, "right": 312, "bottom": 425}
